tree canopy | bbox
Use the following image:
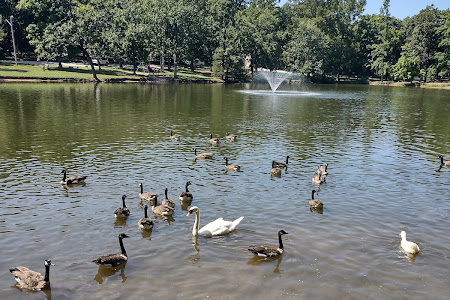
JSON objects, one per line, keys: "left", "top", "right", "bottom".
{"left": 0, "top": 0, "right": 448, "bottom": 82}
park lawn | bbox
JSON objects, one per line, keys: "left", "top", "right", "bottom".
{"left": 0, "top": 62, "right": 222, "bottom": 82}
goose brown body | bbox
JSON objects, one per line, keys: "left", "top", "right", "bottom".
{"left": 93, "top": 233, "right": 129, "bottom": 267}
{"left": 248, "top": 230, "right": 288, "bottom": 258}
{"left": 270, "top": 161, "right": 282, "bottom": 176}
{"left": 152, "top": 196, "right": 174, "bottom": 216}
{"left": 225, "top": 132, "right": 238, "bottom": 141}
{"left": 138, "top": 205, "right": 154, "bottom": 230}
{"left": 309, "top": 190, "right": 323, "bottom": 208}
{"left": 60, "top": 169, "right": 87, "bottom": 185}
{"left": 170, "top": 130, "right": 181, "bottom": 141}
{"left": 193, "top": 147, "right": 213, "bottom": 159}
{"left": 439, "top": 155, "right": 450, "bottom": 168}
{"left": 224, "top": 157, "right": 241, "bottom": 171}
{"left": 162, "top": 188, "right": 175, "bottom": 209}
{"left": 9, "top": 259, "right": 53, "bottom": 291}
{"left": 179, "top": 181, "right": 193, "bottom": 201}
{"left": 209, "top": 133, "right": 220, "bottom": 145}
{"left": 114, "top": 195, "right": 130, "bottom": 217}
{"left": 273, "top": 155, "right": 290, "bottom": 168}
{"left": 139, "top": 183, "right": 157, "bottom": 202}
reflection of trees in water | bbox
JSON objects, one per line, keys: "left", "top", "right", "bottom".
{"left": 247, "top": 255, "right": 284, "bottom": 274}
{"left": 94, "top": 263, "right": 127, "bottom": 284}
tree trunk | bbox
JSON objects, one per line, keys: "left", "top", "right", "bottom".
{"left": 173, "top": 53, "right": 178, "bottom": 79}
{"left": 80, "top": 42, "right": 100, "bottom": 82}
{"left": 133, "top": 59, "right": 137, "bottom": 75}
{"left": 57, "top": 56, "right": 62, "bottom": 69}
{"left": 190, "top": 60, "right": 194, "bottom": 72}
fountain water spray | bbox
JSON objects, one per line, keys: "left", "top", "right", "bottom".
{"left": 258, "top": 70, "right": 294, "bottom": 92}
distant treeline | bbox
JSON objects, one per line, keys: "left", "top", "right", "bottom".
{"left": 0, "top": 0, "right": 449, "bottom": 82}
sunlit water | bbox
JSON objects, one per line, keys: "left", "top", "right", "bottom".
{"left": 0, "top": 82, "right": 449, "bottom": 299}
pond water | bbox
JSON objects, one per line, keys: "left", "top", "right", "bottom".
{"left": 0, "top": 82, "right": 449, "bottom": 299}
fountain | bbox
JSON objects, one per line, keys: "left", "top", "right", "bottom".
{"left": 258, "top": 70, "right": 294, "bottom": 92}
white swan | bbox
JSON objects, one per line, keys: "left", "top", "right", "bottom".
{"left": 186, "top": 206, "right": 244, "bottom": 237}
{"left": 399, "top": 231, "right": 420, "bottom": 254}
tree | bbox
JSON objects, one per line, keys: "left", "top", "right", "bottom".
{"left": 238, "top": 0, "right": 285, "bottom": 74}
{"left": 435, "top": 9, "right": 450, "bottom": 78}
{"left": 404, "top": 5, "right": 443, "bottom": 82}
{"left": 283, "top": 18, "right": 329, "bottom": 78}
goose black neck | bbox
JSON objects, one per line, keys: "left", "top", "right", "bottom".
{"left": 441, "top": 156, "right": 444, "bottom": 164}
{"left": 119, "top": 236, "right": 127, "bottom": 257}
{"left": 122, "top": 196, "right": 127, "bottom": 208}
{"left": 62, "top": 170, "right": 66, "bottom": 181}
{"left": 44, "top": 264, "right": 51, "bottom": 283}
{"left": 165, "top": 188, "right": 168, "bottom": 199}
{"left": 193, "top": 148, "right": 197, "bottom": 155}
{"left": 170, "top": 130, "right": 173, "bottom": 136}
{"left": 225, "top": 157, "right": 229, "bottom": 166}
{"left": 278, "top": 232, "right": 284, "bottom": 250}
{"left": 210, "top": 133, "right": 213, "bottom": 139}
{"left": 286, "top": 156, "right": 289, "bottom": 164}
{"left": 185, "top": 182, "right": 190, "bottom": 192}
{"left": 312, "top": 190, "right": 315, "bottom": 199}
{"left": 140, "top": 184, "right": 143, "bottom": 194}
{"left": 144, "top": 205, "right": 148, "bottom": 218}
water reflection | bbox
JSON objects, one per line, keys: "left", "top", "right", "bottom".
{"left": 186, "top": 236, "right": 200, "bottom": 264}
{"left": 114, "top": 217, "right": 128, "bottom": 227}
{"left": 11, "top": 284, "right": 52, "bottom": 299}
{"left": 180, "top": 199, "right": 192, "bottom": 211}
{"left": 310, "top": 207, "right": 324, "bottom": 214}
{"left": 139, "top": 228, "right": 153, "bottom": 239}
{"left": 247, "top": 255, "right": 284, "bottom": 273}
{"left": 94, "top": 263, "right": 127, "bottom": 284}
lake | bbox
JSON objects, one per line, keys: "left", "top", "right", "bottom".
{"left": 0, "top": 82, "right": 449, "bottom": 299}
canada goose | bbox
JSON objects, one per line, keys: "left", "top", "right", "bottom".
{"left": 9, "top": 259, "right": 54, "bottom": 291}
{"left": 179, "top": 181, "right": 193, "bottom": 201}
{"left": 60, "top": 169, "right": 87, "bottom": 185}
{"left": 138, "top": 205, "right": 154, "bottom": 230}
{"left": 312, "top": 168, "right": 324, "bottom": 185}
{"left": 114, "top": 195, "right": 130, "bottom": 218}
{"left": 439, "top": 155, "right": 450, "bottom": 168}
{"left": 225, "top": 132, "right": 238, "bottom": 141}
{"left": 186, "top": 206, "right": 244, "bottom": 237}
{"left": 92, "top": 233, "right": 129, "bottom": 267}
{"left": 152, "top": 196, "right": 174, "bottom": 216}
{"left": 270, "top": 161, "right": 282, "bottom": 176}
{"left": 318, "top": 163, "right": 329, "bottom": 175}
{"left": 248, "top": 230, "right": 288, "bottom": 258}
{"left": 162, "top": 188, "right": 175, "bottom": 209}
{"left": 170, "top": 130, "right": 181, "bottom": 141}
{"left": 224, "top": 157, "right": 241, "bottom": 171}
{"left": 309, "top": 190, "right": 323, "bottom": 208}
{"left": 399, "top": 231, "right": 420, "bottom": 255}
{"left": 192, "top": 147, "right": 213, "bottom": 159}
{"left": 139, "top": 182, "right": 157, "bottom": 202}
{"left": 273, "top": 155, "right": 290, "bottom": 168}
{"left": 209, "top": 133, "right": 220, "bottom": 145}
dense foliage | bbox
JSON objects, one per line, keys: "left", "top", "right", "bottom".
{"left": 1, "top": 0, "right": 449, "bottom": 82}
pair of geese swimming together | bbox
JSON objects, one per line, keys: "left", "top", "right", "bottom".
{"left": 170, "top": 131, "right": 238, "bottom": 143}
{"left": 192, "top": 148, "right": 241, "bottom": 171}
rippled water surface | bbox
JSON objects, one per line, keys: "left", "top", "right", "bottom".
{"left": 0, "top": 82, "right": 449, "bottom": 299}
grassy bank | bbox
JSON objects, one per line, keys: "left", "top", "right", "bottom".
{"left": 369, "top": 80, "right": 450, "bottom": 89}
{"left": 0, "top": 62, "right": 223, "bottom": 83}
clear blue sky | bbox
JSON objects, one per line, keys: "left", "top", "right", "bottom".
{"left": 278, "top": 0, "right": 450, "bottom": 20}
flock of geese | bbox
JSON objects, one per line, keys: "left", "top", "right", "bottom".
{"left": 9, "top": 129, "right": 450, "bottom": 292}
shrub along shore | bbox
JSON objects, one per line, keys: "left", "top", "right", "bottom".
{"left": 1, "top": 61, "right": 449, "bottom": 89}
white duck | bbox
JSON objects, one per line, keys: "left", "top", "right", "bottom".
{"left": 186, "top": 206, "right": 244, "bottom": 237}
{"left": 399, "top": 231, "right": 420, "bottom": 254}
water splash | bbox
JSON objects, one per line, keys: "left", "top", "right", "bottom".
{"left": 258, "top": 70, "right": 294, "bottom": 92}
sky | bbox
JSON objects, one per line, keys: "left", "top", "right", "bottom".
{"left": 279, "top": 0, "right": 450, "bottom": 20}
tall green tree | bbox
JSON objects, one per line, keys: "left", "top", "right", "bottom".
{"left": 435, "top": 9, "right": 450, "bottom": 78}
{"left": 238, "top": 0, "right": 285, "bottom": 74}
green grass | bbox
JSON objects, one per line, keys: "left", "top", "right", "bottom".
{"left": 0, "top": 62, "right": 222, "bottom": 82}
